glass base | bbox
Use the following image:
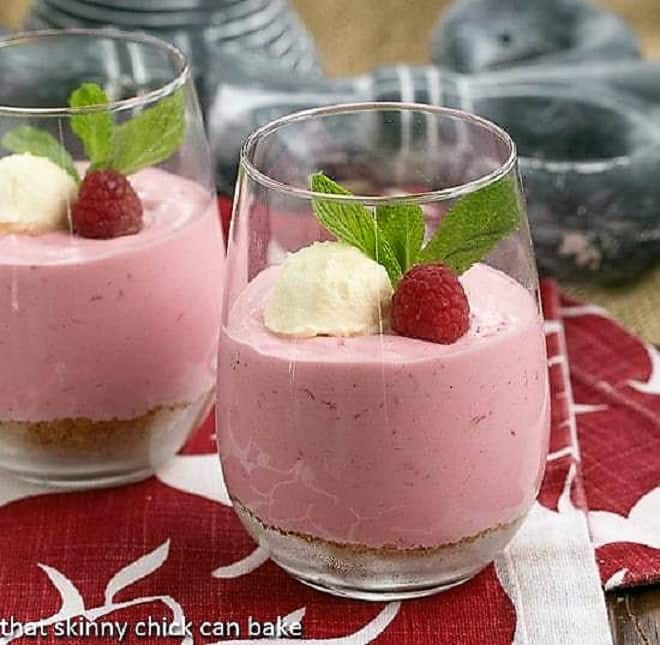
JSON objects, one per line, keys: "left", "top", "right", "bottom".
{"left": 281, "top": 562, "right": 486, "bottom": 601}
{"left": 234, "top": 499, "right": 526, "bottom": 601}
{"left": 0, "top": 391, "right": 213, "bottom": 491}
{"left": 2, "top": 465, "right": 155, "bottom": 491}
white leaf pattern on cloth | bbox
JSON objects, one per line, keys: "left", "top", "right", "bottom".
{"left": 560, "top": 305, "right": 613, "bottom": 320}
{"left": 572, "top": 403, "right": 608, "bottom": 415}
{"left": 104, "top": 540, "right": 170, "bottom": 604}
{"left": 282, "top": 608, "right": 306, "bottom": 625}
{"left": 0, "top": 565, "right": 87, "bottom": 643}
{"left": 561, "top": 302, "right": 659, "bottom": 396}
{"left": 38, "top": 564, "right": 85, "bottom": 617}
{"left": 157, "top": 454, "right": 231, "bottom": 506}
{"left": 207, "top": 602, "right": 400, "bottom": 645}
{"left": 0, "top": 472, "right": 59, "bottom": 508}
{"left": 0, "top": 541, "right": 191, "bottom": 645}
{"left": 547, "top": 446, "right": 574, "bottom": 461}
{"left": 628, "top": 343, "right": 660, "bottom": 395}
{"left": 590, "top": 487, "right": 660, "bottom": 549}
{"left": 212, "top": 546, "right": 270, "bottom": 579}
{"left": 604, "top": 569, "right": 628, "bottom": 591}
{"left": 557, "top": 462, "right": 577, "bottom": 515}
{"left": 561, "top": 294, "right": 660, "bottom": 564}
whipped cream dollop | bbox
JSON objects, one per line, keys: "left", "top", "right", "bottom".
{"left": 264, "top": 241, "right": 393, "bottom": 338}
{"left": 0, "top": 154, "right": 78, "bottom": 235}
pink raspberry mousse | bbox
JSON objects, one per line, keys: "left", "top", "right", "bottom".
{"left": 0, "top": 168, "right": 224, "bottom": 479}
{"left": 218, "top": 263, "right": 549, "bottom": 551}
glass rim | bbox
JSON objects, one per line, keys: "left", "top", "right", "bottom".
{"left": 0, "top": 28, "right": 190, "bottom": 117}
{"left": 239, "top": 102, "right": 518, "bottom": 206}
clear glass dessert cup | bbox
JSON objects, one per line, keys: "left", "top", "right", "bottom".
{"left": 0, "top": 30, "right": 224, "bottom": 488}
{"left": 218, "top": 102, "right": 550, "bottom": 600}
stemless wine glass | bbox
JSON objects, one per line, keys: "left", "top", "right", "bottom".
{"left": 218, "top": 102, "right": 550, "bottom": 600}
{"left": 0, "top": 30, "right": 224, "bottom": 488}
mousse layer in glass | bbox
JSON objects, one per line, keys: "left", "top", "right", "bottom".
{"left": 0, "top": 168, "right": 223, "bottom": 479}
{"left": 218, "top": 263, "right": 549, "bottom": 551}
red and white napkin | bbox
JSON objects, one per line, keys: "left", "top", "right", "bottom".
{"left": 0, "top": 280, "right": 657, "bottom": 644}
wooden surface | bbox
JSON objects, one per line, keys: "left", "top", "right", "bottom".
{"left": 609, "top": 587, "right": 660, "bottom": 644}
{"left": 0, "top": 0, "right": 659, "bottom": 642}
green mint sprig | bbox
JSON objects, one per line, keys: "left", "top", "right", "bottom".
{"left": 416, "top": 177, "right": 523, "bottom": 273}
{"left": 108, "top": 90, "right": 185, "bottom": 176}
{"left": 376, "top": 203, "right": 425, "bottom": 272}
{"left": 311, "top": 173, "right": 402, "bottom": 284}
{"left": 1, "top": 82, "right": 186, "bottom": 183}
{"left": 310, "top": 173, "right": 522, "bottom": 283}
{"left": 70, "top": 82, "right": 114, "bottom": 168}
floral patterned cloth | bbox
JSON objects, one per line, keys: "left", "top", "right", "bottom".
{"left": 0, "top": 278, "right": 657, "bottom": 645}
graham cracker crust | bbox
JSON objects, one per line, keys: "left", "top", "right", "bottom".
{"left": 0, "top": 389, "right": 213, "bottom": 461}
{"left": 232, "top": 497, "right": 526, "bottom": 593}
{"left": 232, "top": 497, "right": 522, "bottom": 557}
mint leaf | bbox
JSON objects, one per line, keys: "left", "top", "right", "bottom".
{"left": 311, "top": 173, "right": 521, "bottom": 281}
{"left": 1, "top": 127, "right": 80, "bottom": 183}
{"left": 2, "top": 84, "right": 186, "bottom": 184}
{"left": 376, "top": 203, "right": 425, "bottom": 272}
{"left": 418, "top": 176, "right": 522, "bottom": 274}
{"left": 69, "top": 82, "right": 113, "bottom": 167}
{"left": 311, "top": 173, "right": 402, "bottom": 284}
{"left": 110, "top": 90, "right": 185, "bottom": 176}
{"left": 311, "top": 173, "right": 376, "bottom": 252}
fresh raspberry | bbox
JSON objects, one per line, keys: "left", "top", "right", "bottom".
{"left": 72, "top": 169, "right": 143, "bottom": 239}
{"left": 391, "top": 263, "right": 470, "bottom": 344}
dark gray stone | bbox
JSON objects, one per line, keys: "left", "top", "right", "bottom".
{"left": 432, "top": 0, "right": 641, "bottom": 73}
{"left": 207, "top": 58, "right": 660, "bottom": 282}
{"left": 205, "top": 0, "right": 659, "bottom": 283}
{"left": 471, "top": 86, "right": 660, "bottom": 281}
{"left": 26, "top": 0, "right": 323, "bottom": 102}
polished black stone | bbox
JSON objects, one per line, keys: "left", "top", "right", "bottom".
{"left": 206, "top": 0, "right": 659, "bottom": 282}
{"left": 472, "top": 85, "right": 660, "bottom": 281}
{"left": 25, "top": 0, "right": 323, "bottom": 92}
{"left": 207, "top": 54, "right": 660, "bottom": 281}
{"left": 432, "top": 0, "right": 641, "bottom": 73}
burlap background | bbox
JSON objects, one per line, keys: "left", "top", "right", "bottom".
{"left": 293, "top": 0, "right": 660, "bottom": 75}
{"left": 1, "top": 0, "right": 659, "bottom": 342}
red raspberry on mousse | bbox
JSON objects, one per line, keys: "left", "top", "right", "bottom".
{"left": 72, "top": 169, "right": 143, "bottom": 239}
{"left": 391, "top": 263, "right": 470, "bottom": 344}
